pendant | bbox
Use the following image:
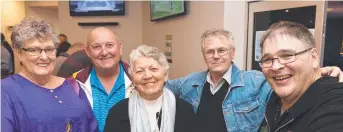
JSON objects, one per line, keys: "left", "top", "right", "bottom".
{"left": 66, "top": 120, "right": 72, "bottom": 132}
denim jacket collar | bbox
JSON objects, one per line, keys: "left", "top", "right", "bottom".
{"left": 192, "top": 63, "right": 244, "bottom": 95}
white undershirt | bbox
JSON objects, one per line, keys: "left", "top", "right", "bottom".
{"left": 206, "top": 65, "right": 232, "bottom": 95}
{"left": 142, "top": 95, "right": 163, "bottom": 132}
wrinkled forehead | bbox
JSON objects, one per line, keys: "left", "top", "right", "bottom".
{"left": 203, "top": 35, "right": 233, "bottom": 48}
{"left": 132, "top": 57, "right": 162, "bottom": 69}
{"left": 262, "top": 34, "right": 307, "bottom": 55}
{"left": 24, "top": 37, "right": 55, "bottom": 47}
{"left": 87, "top": 30, "right": 118, "bottom": 45}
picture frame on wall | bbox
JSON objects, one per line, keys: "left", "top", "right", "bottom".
{"left": 150, "top": 1, "right": 187, "bottom": 21}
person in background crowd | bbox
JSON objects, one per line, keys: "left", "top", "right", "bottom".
{"left": 57, "top": 33, "right": 71, "bottom": 56}
{"left": 72, "top": 27, "right": 131, "bottom": 132}
{"left": 1, "top": 17, "right": 98, "bottom": 132}
{"left": 53, "top": 42, "right": 85, "bottom": 75}
{"left": 1, "top": 33, "right": 15, "bottom": 79}
{"left": 105, "top": 45, "right": 194, "bottom": 132}
{"left": 57, "top": 49, "right": 92, "bottom": 78}
{"left": 259, "top": 21, "right": 343, "bottom": 132}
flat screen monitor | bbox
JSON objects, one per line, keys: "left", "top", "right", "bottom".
{"left": 70, "top": 1, "right": 125, "bottom": 16}
{"left": 150, "top": 1, "right": 186, "bottom": 21}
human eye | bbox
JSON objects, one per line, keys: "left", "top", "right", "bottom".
{"left": 151, "top": 67, "right": 159, "bottom": 72}
{"left": 218, "top": 48, "right": 227, "bottom": 54}
{"left": 46, "top": 47, "right": 56, "bottom": 52}
{"left": 92, "top": 45, "right": 101, "bottom": 50}
{"left": 106, "top": 43, "right": 114, "bottom": 48}
{"left": 261, "top": 57, "right": 273, "bottom": 64}
{"left": 279, "top": 53, "right": 294, "bottom": 60}
{"left": 29, "top": 48, "right": 42, "bottom": 54}
{"left": 136, "top": 71, "right": 143, "bottom": 75}
{"left": 205, "top": 50, "right": 214, "bottom": 55}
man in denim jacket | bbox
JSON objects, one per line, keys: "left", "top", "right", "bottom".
{"left": 165, "top": 29, "right": 342, "bottom": 132}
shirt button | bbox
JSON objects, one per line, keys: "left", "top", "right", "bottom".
{"left": 55, "top": 96, "right": 58, "bottom": 98}
{"left": 50, "top": 90, "right": 53, "bottom": 92}
{"left": 59, "top": 101, "right": 62, "bottom": 103}
{"left": 244, "top": 107, "right": 249, "bottom": 111}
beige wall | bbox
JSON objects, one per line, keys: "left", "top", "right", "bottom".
{"left": 25, "top": 1, "right": 58, "bottom": 7}
{"left": 25, "top": 4, "right": 60, "bottom": 34}
{"left": 142, "top": 1, "right": 224, "bottom": 79}
{"left": 1, "top": 0, "right": 26, "bottom": 73}
{"left": 1, "top": 1, "right": 26, "bottom": 43}
{"left": 224, "top": 1, "right": 249, "bottom": 70}
{"left": 58, "top": 1, "right": 143, "bottom": 62}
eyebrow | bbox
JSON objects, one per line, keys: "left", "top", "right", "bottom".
{"left": 261, "top": 49, "right": 295, "bottom": 58}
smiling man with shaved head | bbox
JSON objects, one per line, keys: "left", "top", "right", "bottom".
{"left": 72, "top": 27, "right": 132, "bottom": 132}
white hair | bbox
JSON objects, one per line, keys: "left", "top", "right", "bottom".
{"left": 129, "top": 44, "right": 169, "bottom": 74}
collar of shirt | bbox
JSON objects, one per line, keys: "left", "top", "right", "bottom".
{"left": 206, "top": 65, "right": 232, "bottom": 95}
{"left": 90, "top": 63, "right": 124, "bottom": 95}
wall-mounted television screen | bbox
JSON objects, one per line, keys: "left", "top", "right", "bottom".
{"left": 70, "top": 1, "right": 125, "bottom": 16}
{"left": 150, "top": 1, "right": 186, "bottom": 21}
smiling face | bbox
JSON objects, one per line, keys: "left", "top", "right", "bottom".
{"left": 261, "top": 35, "right": 319, "bottom": 100}
{"left": 131, "top": 56, "right": 167, "bottom": 100}
{"left": 17, "top": 38, "right": 57, "bottom": 77}
{"left": 86, "top": 28, "right": 122, "bottom": 70}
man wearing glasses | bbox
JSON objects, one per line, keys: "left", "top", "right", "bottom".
{"left": 258, "top": 21, "right": 343, "bottom": 132}
{"left": 166, "top": 29, "right": 343, "bottom": 132}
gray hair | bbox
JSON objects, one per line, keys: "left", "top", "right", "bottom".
{"left": 129, "top": 45, "right": 169, "bottom": 74}
{"left": 201, "top": 29, "right": 235, "bottom": 51}
{"left": 11, "top": 17, "right": 59, "bottom": 49}
{"left": 260, "top": 21, "right": 315, "bottom": 49}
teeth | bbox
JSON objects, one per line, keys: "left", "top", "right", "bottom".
{"left": 37, "top": 64, "right": 49, "bottom": 67}
{"left": 275, "top": 75, "right": 291, "bottom": 80}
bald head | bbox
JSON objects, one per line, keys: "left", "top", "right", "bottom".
{"left": 85, "top": 27, "right": 123, "bottom": 71}
{"left": 87, "top": 27, "right": 121, "bottom": 46}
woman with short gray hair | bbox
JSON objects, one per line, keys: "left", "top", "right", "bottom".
{"left": 105, "top": 45, "right": 194, "bottom": 132}
{"left": 1, "top": 17, "right": 98, "bottom": 132}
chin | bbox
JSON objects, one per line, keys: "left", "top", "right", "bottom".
{"left": 210, "top": 67, "right": 226, "bottom": 74}
{"left": 273, "top": 86, "right": 294, "bottom": 98}
{"left": 34, "top": 71, "right": 51, "bottom": 76}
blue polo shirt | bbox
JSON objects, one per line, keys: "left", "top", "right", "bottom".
{"left": 90, "top": 63, "right": 125, "bottom": 132}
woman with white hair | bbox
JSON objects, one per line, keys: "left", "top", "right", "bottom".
{"left": 104, "top": 45, "right": 194, "bottom": 132}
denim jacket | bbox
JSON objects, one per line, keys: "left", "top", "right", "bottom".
{"left": 166, "top": 63, "right": 273, "bottom": 132}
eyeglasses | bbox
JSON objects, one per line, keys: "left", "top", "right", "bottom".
{"left": 259, "top": 48, "right": 313, "bottom": 68}
{"left": 204, "top": 48, "right": 231, "bottom": 58}
{"left": 21, "top": 47, "right": 57, "bottom": 56}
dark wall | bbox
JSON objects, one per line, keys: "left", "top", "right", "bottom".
{"left": 323, "top": 18, "right": 343, "bottom": 69}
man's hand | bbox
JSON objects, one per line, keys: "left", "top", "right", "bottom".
{"left": 321, "top": 66, "right": 343, "bottom": 82}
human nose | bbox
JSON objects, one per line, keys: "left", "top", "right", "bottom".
{"left": 142, "top": 71, "right": 153, "bottom": 80}
{"left": 213, "top": 50, "right": 220, "bottom": 58}
{"left": 270, "top": 58, "right": 285, "bottom": 71}
{"left": 100, "top": 46, "right": 109, "bottom": 55}
{"left": 38, "top": 49, "right": 49, "bottom": 59}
